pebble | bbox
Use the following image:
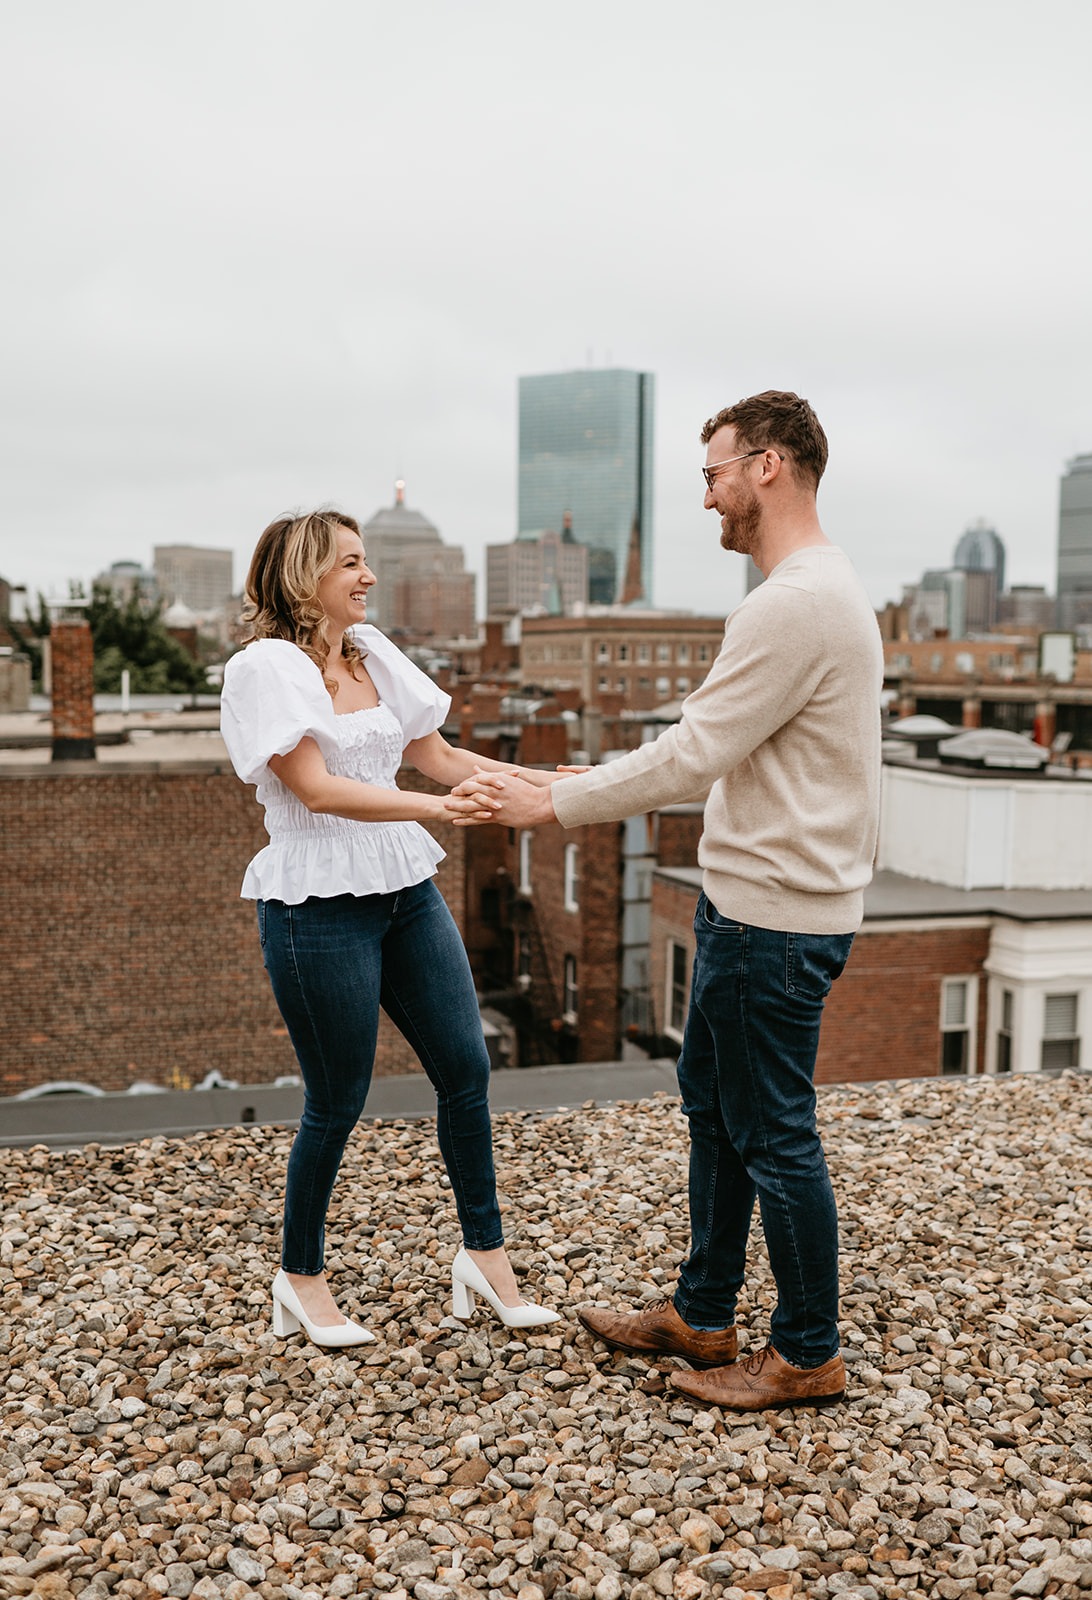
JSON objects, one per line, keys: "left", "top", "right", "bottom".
{"left": 1, "top": 1073, "right": 1089, "bottom": 1600}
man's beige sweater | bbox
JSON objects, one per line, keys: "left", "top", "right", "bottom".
{"left": 551, "top": 545, "right": 883, "bottom": 935}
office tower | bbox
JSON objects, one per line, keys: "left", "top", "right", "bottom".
{"left": 953, "top": 519, "right": 1006, "bottom": 597}
{"left": 1057, "top": 453, "right": 1092, "bottom": 630}
{"left": 518, "top": 368, "right": 654, "bottom": 606}
{"left": 153, "top": 546, "right": 233, "bottom": 612}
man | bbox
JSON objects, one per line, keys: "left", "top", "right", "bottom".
{"left": 463, "top": 391, "right": 882, "bottom": 1410}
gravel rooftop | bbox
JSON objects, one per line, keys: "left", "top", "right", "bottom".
{"left": 2, "top": 1072, "right": 1090, "bottom": 1600}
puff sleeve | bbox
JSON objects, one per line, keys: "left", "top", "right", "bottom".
{"left": 220, "top": 640, "right": 339, "bottom": 786}
{"left": 352, "top": 625, "right": 452, "bottom": 745}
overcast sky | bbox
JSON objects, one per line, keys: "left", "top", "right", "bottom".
{"left": 2, "top": 0, "right": 1089, "bottom": 617}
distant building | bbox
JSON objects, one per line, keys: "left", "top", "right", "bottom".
{"left": 1057, "top": 453, "right": 1092, "bottom": 629}
{"left": 519, "top": 613, "right": 725, "bottom": 713}
{"left": 486, "top": 522, "right": 589, "bottom": 617}
{"left": 518, "top": 368, "right": 654, "bottom": 605}
{"left": 908, "top": 566, "right": 997, "bottom": 638}
{"left": 997, "top": 585, "right": 1055, "bottom": 630}
{"left": 153, "top": 545, "right": 233, "bottom": 612}
{"left": 360, "top": 482, "right": 474, "bottom": 639}
{"left": 953, "top": 518, "right": 1006, "bottom": 597}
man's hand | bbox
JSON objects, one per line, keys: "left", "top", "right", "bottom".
{"left": 448, "top": 767, "right": 558, "bottom": 828}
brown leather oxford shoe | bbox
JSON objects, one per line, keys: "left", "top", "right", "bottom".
{"left": 670, "top": 1343, "right": 845, "bottom": 1410}
{"left": 576, "top": 1297, "right": 738, "bottom": 1368}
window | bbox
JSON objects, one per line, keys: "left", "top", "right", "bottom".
{"left": 698, "top": 644, "right": 711, "bottom": 663}
{"left": 638, "top": 676, "right": 651, "bottom": 691}
{"left": 596, "top": 642, "right": 610, "bottom": 663}
{"left": 656, "top": 676, "right": 671, "bottom": 697}
{"left": 1042, "top": 993, "right": 1079, "bottom": 1070}
{"left": 677, "top": 644, "right": 690, "bottom": 664}
{"left": 676, "top": 676, "right": 690, "bottom": 694}
{"left": 666, "top": 941, "right": 689, "bottom": 1038}
{"left": 563, "top": 843, "right": 579, "bottom": 912}
{"left": 598, "top": 676, "right": 610, "bottom": 693}
{"left": 563, "top": 955, "right": 578, "bottom": 1022}
{"left": 656, "top": 643, "right": 671, "bottom": 663}
{"left": 637, "top": 643, "right": 651, "bottom": 664}
{"left": 996, "top": 988, "right": 1014, "bottom": 1074}
{"left": 618, "top": 643, "right": 630, "bottom": 663}
{"left": 518, "top": 831, "right": 533, "bottom": 894}
{"left": 940, "top": 977, "right": 976, "bottom": 1074}
{"left": 616, "top": 677, "right": 626, "bottom": 693}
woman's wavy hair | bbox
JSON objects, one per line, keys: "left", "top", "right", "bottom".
{"left": 241, "top": 509, "right": 367, "bottom": 693}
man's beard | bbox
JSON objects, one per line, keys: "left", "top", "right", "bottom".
{"left": 719, "top": 487, "right": 761, "bottom": 556}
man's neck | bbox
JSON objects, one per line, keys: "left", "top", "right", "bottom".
{"left": 753, "top": 511, "right": 830, "bottom": 578}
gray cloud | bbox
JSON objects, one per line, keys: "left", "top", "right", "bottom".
{"left": 2, "top": 0, "right": 1089, "bottom": 613}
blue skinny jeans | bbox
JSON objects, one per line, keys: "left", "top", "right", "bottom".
{"left": 257, "top": 879, "right": 504, "bottom": 1274}
{"left": 673, "top": 893, "right": 854, "bottom": 1368}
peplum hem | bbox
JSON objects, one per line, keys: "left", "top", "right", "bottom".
{"left": 241, "top": 821, "right": 445, "bottom": 904}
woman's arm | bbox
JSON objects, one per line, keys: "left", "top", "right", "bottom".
{"left": 268, "top": 737, "right": 491, "bottom": 824}
{"left": 403, "top": 731, "right": 561, "bottom": 789}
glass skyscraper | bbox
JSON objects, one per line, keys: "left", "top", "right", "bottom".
{"left": 1057, "top": 453, "right": 1092, "bottom": 629}
{"left": 518, "top": 368, "right": 654, "bottom": 605}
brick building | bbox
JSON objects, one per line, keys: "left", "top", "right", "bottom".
{"left": 0, "top": 754, "right": 466, "bottom": 1097}
{"left": 884, "top": 635, "right": 1092, "bottom": 752}
{"left": 649, "top": 754, "right": 1092, "bottom": 1082}
{"left": 520, "top": 614, "right": 726, "bottom": 712}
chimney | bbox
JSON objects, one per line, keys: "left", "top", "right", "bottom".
{"left": 50, "top": 601, "right": 96, "bottom": 761}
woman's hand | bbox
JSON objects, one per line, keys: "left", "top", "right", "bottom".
{"left": 441, "top": 787, "right": 502, "bottom": 826}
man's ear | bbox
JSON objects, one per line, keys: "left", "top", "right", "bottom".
{"left": 758, "top": 450, "right": 783, "bottom": 484}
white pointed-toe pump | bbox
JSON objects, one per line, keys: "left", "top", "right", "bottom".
{"left": 271, "top": 1269, "right": 376, "bottom": 1348}
{"left": 450, "top": 1248, "right": 561, "bottom": 1329}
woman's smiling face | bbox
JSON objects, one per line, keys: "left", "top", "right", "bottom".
{"left": 317, "top": 524, "right": 376, "bottom": 635}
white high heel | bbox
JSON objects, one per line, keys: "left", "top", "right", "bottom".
{"left": 271, "top": 1269, "right": 376, "bottom": 1348}
{"left": 450, "top": 1248, "right": 561, "bottom": 1329}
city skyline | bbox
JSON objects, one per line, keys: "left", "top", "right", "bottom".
{"left": 2, "top": 2, "right": 1089, "bottom": 615}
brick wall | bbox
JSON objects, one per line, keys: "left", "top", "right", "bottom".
{"left": 650, "top": 873, "right": 993, "bottom": 1083}
{"left": 0, "top": 762, "right": 465, "bottom": 1096}
{"left": 506, "top": 820, "right": 623, "bottom": 1064}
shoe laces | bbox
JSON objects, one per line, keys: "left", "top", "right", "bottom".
{"left": 737, "top": 1344, "right": 774, "bottom": 1376}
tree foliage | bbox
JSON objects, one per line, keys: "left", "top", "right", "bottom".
{"left": 85, "top": 582, "right": 207, "bottom": 693}
{"left": 7, "top": 582, "right": 208, "bottom": 694}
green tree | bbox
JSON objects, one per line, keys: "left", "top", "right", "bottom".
{"left": 85, "top": 582, "right": 207, "bottom": 694}
{"left": 6, "top": 583, "right": 210, "bottom": 694}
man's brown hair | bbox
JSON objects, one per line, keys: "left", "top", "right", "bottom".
{"left": 700, "top": 390, "right": 828, "bottom": 488}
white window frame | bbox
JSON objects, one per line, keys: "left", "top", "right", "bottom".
{"left": 940, "top": 975, "right": 978, "bottom": 1075}
{"left": 562, "top": 954, "right": 578, "bottom": 1024}
{"left": 664, "top": 939, "right": 689, "bottom": 1043}
{"left": 1042, "top": 991, "right": 1080, "bottom": 1071}
{"left": 518, "top": 831, "right": 533, "bottom": 895}
{"left": 995, "top": 986, "right": 1014, "bottom": 1074}
{"left": 563, "top": 843, "right": 579, "bottom": 912}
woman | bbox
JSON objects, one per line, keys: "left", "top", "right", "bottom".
{"left": 220, "top": 508, "right": 559, "bottom": 1347}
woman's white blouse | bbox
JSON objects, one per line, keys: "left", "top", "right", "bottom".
{"left": 220, "top": 626, "right": 452, "bottom": 904}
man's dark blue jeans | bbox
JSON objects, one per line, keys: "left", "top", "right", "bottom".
{"left": 673, "top": 892, "right": 854, "bottom": 1369}
{"left": 258, "top": 879, "right": 504, "bottom": 1275}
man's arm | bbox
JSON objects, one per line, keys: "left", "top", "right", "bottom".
{"left": 545, "top": 588, "right": 823, "bottom": 829}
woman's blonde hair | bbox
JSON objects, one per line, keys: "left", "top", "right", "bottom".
{"left": 242, "top": 509, "right": 366, "bottom": 692}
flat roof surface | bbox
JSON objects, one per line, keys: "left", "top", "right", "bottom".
{"left": 653, "top": 865, "right": 1092, "bottom": 922}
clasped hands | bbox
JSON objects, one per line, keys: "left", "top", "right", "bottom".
{"left": 442, "top": 765, "right": 588, "bottom": 827}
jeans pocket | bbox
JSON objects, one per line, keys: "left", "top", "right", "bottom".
{"left": 785, "top": 932, "right": 854, "bottom": 999}
{"left": 698, "top": 893, "right": 744, "bottom": 935}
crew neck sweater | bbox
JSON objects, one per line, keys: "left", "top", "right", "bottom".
{"left": 551, "top": 545, "right": 883, "bottom": 935}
